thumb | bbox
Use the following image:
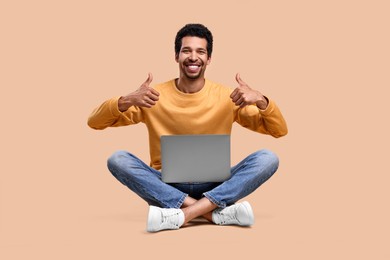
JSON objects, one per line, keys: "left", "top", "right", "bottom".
{"left": 143, "top": 73, "right": 153, "bottom": 86}
{"left": 235, "top": 73, "right": 246, "bottom": 86}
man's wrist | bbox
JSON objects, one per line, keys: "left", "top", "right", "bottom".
{"left": 118, "top": 96, "right": 129, "bottom": 112}
{"left": 256, "top": 96, "right": 268, "bottom": 110}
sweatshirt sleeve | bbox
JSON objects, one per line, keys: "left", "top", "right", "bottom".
{"left": 87, "top": 96, "right": 144, "bottom": 130}
{"left": 234, "top": 98, "right": 288, "bottom": 138}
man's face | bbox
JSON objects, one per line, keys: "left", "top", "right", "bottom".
{"left": 175, "top": 36, "right": 211, "bottom": 80}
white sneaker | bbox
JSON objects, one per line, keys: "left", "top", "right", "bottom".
{"left": 212, "top": 201, "right": 254, "bottom": 226}
{"left": 146, "top": 206, "right": 185, "bottom": 232}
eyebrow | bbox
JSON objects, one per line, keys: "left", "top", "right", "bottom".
{"left": 181, "top": 46, "right": 207, "bottom": 51}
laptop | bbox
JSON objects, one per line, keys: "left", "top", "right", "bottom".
{"left": 161, "top": 134, "right": 231, "bottom": 183}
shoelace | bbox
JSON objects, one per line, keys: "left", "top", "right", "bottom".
{"left": 160, "top": 210, "right": 181, "bottom": 228}
{"left": 216, "top": 207, "right": 238, "bottom": 224}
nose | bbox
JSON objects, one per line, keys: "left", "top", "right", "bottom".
{"left": 189, "top": 51, "right": 198, "bottom": 61}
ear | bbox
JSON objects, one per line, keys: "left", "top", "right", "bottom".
{"left": 206, "top": 56, "right": 211, "bottom": 65}
{"left": 175, "top": 53, "right": 179, "bottom": 62}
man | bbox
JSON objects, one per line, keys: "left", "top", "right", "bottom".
{"left": 88, "top": 24, "right": 288, "bottom": 232}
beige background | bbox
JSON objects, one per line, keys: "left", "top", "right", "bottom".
{"left": 1, "top": 0, "right": 389, "bottom": 259}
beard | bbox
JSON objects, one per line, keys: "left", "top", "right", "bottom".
{"left": 184, "top": 70, "right": 202, "bottom": 79}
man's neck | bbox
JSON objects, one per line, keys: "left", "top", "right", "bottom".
{"left": 175, "top": 77, "right": 205, "bottom": 94}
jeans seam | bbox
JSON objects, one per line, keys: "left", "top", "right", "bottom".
{"left": 175, "top": 194, "right": 188, "bottom": 209}
{"left": 203, "top": 192, "right": 226, "bottom": 208}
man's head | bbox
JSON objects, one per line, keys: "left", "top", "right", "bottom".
{"left": 175, "top": 24, "right": 213, "bottom": 58}
{"left": 175, "top": 24, "right": 213, "bottom": 80}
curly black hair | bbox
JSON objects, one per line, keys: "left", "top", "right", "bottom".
{"left": 174, "top": 24, "right": 213, "bottom": 57}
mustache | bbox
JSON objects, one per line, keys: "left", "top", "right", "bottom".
{"left": 184, "top": 59, "right": 203, "bottom": 66}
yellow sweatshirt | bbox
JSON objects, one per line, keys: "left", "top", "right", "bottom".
{"left": 88, "top": 79, "right": 288, "bottom": 169}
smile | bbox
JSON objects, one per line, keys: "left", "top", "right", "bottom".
{"left": 185, "top": 64, "right": 201, "bottom": 73}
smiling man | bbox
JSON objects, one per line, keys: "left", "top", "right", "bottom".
{"left": 88, "top": 24, "right": 288, "bottom": 232}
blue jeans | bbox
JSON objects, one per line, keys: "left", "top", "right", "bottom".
{"left": 107, "top": 149, "right": 279, "bottom": 209}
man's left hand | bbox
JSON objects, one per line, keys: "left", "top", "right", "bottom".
{"left": 230, "top": 73, "right": 268, "bottom": 110}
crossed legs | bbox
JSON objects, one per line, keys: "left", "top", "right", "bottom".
{"left": 180, "top": 196, "right": 215, "bottom": 224}
{"left": 107, "top": 149, "right": 279, "bottom": 230}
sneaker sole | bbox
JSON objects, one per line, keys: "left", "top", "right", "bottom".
{"left": 147, "top": 206, "right": 160, "bottom": 232}
{"left": 240, "top": 201, "right": 255, "bottom": 226}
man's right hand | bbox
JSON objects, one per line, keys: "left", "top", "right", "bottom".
{"left": 118, "top": 73, "right": 160, "bottom": 112}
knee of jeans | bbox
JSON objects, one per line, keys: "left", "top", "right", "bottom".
{"left": 107, "top": 150, "right": 129, "bottom": 171}
{"left": 106, "top": 150, "right": 132, "bottom": 184}
{"left": 254, "top": 149, "right": 280, "bottom": 172}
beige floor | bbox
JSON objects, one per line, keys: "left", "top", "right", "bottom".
{"left": 1, "top": 123, "right": 389, "bottom": 259}
{"left": 1, "top": 1, "right": 389, "bottom": 259}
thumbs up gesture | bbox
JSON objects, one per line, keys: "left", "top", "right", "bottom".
{"left": 118, "top": 73, "right": 160, "bottom": 112}
{"left": 230, "top": 73, "right": 268, "bottom": 110}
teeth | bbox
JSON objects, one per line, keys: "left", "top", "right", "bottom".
{"left": 188, "top": 65, "right": 199, "bottom": 69}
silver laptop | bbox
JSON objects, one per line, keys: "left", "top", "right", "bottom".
{"left": 161, "top": 134, "right": 231, "bottom": 183}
